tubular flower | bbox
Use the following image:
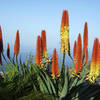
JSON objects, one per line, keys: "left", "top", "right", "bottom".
{"left": 75, "top": 34, "right": 82, "bottom": 73}
{"left": 86, "top": 38, "right": 100, "bottom": 83}
{"left": 0, "top": 53, "right": 2, "bottom": 65}
{"left": 7, "top": 43, "right": 10, "bottom": 59}
{"left": 72, "top": 34, "right": 82, "bottom": 78}
{"left": 41, "top": 30, "right": 48, "bottom": 58}
{"left": 85, "top": 48, "right": 88, "bottom": 64}
{"left": 35, "top": 36, "right": 44, "bottom": 67}
{"left": 0, "top": 26, "right": 3, "bottom": 53}
{"left": 14, "top": 30, "right": 20, "bottom": 56}
{"left": 83, "top": 22, "right": 88, "bottom": 57}
{"left": 73, "top": 40, "right": 77, "bottom": 63}
{"left": 60, "top": 10, "right": 70, "bottom": 54}
{"left": 51, "top": 48, "right": 60, "bottom": 78}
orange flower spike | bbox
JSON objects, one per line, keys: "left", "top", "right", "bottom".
{"left": 14, "top": 30, "right": 20, "bottom": 56}
{"left": 86, "top": 38, "right": 99, "bottom": 83}
{"left": 55, "top": 50, "right": 60, "bottom": 77}
{"left": 61, "top": 10, "right": 69, "bottom": 29}
{"left": 75, "top": 34, "right": 82, "bottom": 73}
{"left": 35, "top": 36, "right": 42, "bottom": 65}
{"left": 85, "top": 48, "right": 88, "bottom": 64}
{"left": 95, "top": 39, "right": 100, "bottom": 76}
{"left": 65, "top": 10, "right": 69, "bottom": 26}
{"left": 7, "top": 43, "right": 10, "bottom": 59}
{"left": 41, "top": 30, "right": 48, "bottom": 58}
{"left": 61, "top": 10, "right": 65, "bottom": 30}
{"left": 73, "top": 40, "right": 77, "bottom": 63}
{"left": 51, "top": 48, "right": 60, "bottom": 78}
{"left": 0, "top": 26, "right": 3, "bottom": 53}
{"left": 83, "top": 22, "right": 88, "bottom": 56}
{"left": 89, "top": 39, "right": 97, "bottom": 75}
{"left": 60, "top": 10, "right": 69, "bottom": 53}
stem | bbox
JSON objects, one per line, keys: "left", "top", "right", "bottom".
{"left": 62, "top": 48, "right": 66, "bottom": 74}
{"left": 16, "top": 55, "right": 19, "bottom": 71}
{"left": 82, "top": 55, "right": 85, "bottom": 63}
{"left": 68, "top": 53, "right": 74, "bottom": 62}
{"left": 61, "top": 49, "right": 66, "bottom": 86}
{"left": 62, "top": 52, "right": 65, "bottom": 68}
{"left": 56, "top": 78, "right": 59, "bottom": 96}
{"left": 12, "top": 54, "right": 15, "bottom": 64}
{"left": 16, "top": 55, "right": 18, "bottom": 64}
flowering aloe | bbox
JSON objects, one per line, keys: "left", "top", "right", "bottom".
{"left": 0, "top": 26, "right": 3, "bottom": 53}
{"left": 41, "top": 30, "right": 48, "bottom": 58}
{"left": 83, "top": 22, "right": 88, "bottom": 57}
{"left": 7, "top": 43, "right": 10, "bottom": 59}
{"left": 73, "top": 40, "right": 77, "bottom": 63}
{"left": 75, "top": 34, "right": 82, "bottom": 73}
{"left": 60, "top": 10, "right": 70, "bottom": 54}
{"left": 51, "top": 48, "right": 60, "bottom": 78}
{"left": 14, "top": 30, "right": 20, "bottom": 56}
{"left": 86, "top": 38, "right": 100, "bottom": 83}
{"left": 35, "top": 35, "right": 43, "bottom": 67}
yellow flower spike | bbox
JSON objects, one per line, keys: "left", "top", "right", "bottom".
{"left": 95, "top": 39, "right": 100, "bottom": 77}
{"left": 89, "top": 39, "right": 97, "bottom": 76}
{"left": 96, "top": 65, "right": 100, "bottom": 77}
{"left": 89, "top": 62, "right": 96, "bottom": 76}
{"left": 60, "top": 10, "right": 70, "bottom": 53}
{"left": 86, "top": 38, "right": 100, "bottom": 83}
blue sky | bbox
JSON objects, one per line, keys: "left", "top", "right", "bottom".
{"left": 0, "top": 0, "right": 100, "bottom": 61}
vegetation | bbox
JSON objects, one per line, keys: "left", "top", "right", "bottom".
{"left": 0, "top": 10, "right": 100, "bottom": 100}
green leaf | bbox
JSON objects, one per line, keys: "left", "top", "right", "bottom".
{"left": 60, "top": 68, "right": 68, "bottom": 99}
